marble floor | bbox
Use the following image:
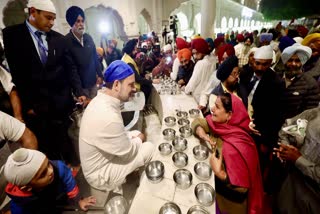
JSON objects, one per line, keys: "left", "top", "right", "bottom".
{"left": 0, "top": 110, "right": 161, "bottom": 214}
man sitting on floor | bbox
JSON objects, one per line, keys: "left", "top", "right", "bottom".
{"left": 79, "top": 60, "right": 155, "bottom": 192}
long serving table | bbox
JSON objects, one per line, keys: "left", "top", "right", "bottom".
{"left": 128, "top": 85, "right": 216, "bottom": 214}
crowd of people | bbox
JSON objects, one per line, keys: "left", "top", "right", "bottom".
{"left": 0, "top": 0, "right": 320, "bottom": 213}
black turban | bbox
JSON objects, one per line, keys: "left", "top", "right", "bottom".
{"left": 123, "top": 39, "right": 138, "bottom": 54}
{"left": 216, "top": 55, "right": 239, "bottom": 81}
{"left": 66, "top": 6, "right": 85, "bottom": 27}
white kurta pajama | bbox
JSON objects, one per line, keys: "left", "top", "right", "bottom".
{"left": 184, "top": 55, "right": 216, "bottom": 103}
{"left": 79, "top": 91, "right": 154, "bottom": 191}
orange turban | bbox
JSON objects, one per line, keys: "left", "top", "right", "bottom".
{"left": 96, "top": 47, "right": 104, "bottom": 56}
{"left": 177, "top": 48, "right": 192, "bottom": 61}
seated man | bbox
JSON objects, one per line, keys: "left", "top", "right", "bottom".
{"left": 79, "top": 60, "right": 155, "bottom": 191}
{"left": 176, "top": 48, "right": 194, "bottom": 86}
{"left": 274, "top": 107, "right": 320, "bottom": 214}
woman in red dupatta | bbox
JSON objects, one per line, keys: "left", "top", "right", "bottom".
{"left": 193, "top": 93, "right": 263, "bottom": 214}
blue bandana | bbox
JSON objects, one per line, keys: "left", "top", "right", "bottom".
{"left": 104, "top": 60, "right": 134, "bottom": 83}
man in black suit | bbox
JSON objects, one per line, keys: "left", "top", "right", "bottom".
{"left": 64, "top": 6, "right": 103, "bottom": 101}
{"left": 3, "top": 0, "right": 81, "bottom": 165}
{"left": 241, "top": 45, "right": 285, "bottom": 178}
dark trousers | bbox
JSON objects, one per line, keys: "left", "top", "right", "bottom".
{"left": 25, "top": 114, "right": 79, "bottom": 165}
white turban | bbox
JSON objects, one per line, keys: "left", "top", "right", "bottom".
{"left": 254, "top": 45, "right": 273, "bottom": 60}
{"left": 281, "top": 43, "right": 312, "bottom": 65}
{"left": 163, "top": 44, "right": 172, "bottom": 52}
{"left": 293, "top": 37, "right": 303, "bottom": 44}
{"left": 27, "top": 0, "right": 56, "bottom": 14}
{"left": 4, "top": 148, "right": 46, "bottom": 186}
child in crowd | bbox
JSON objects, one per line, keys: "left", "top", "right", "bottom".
{"left": 3, "top": 148, "right": 96, "bottom": 213}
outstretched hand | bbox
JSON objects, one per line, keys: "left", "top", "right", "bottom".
{"left": 78, "top": 196, "right": 96, "bottom": 211}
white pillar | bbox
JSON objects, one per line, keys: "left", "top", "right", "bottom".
{"left": 200, "top": 0, "right": 216, "bottom": 38}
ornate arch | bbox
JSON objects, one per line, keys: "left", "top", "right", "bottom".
{"left": 84, "top": 4, "right": 128, "bottom": 47}
{"left": 140, "top": 8, "right": 152, "bottom": 29}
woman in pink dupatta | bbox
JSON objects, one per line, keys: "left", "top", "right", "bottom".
{"left": 193, "top": 93, "right": 263, "bottom": 214}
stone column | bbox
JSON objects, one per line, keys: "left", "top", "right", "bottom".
{"left": 200, "top": 0, "right": 216, "bottom": 38}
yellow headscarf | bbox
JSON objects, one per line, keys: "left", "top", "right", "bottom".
{"left": 301, "top": 33, "right": 320, "bottom": 46}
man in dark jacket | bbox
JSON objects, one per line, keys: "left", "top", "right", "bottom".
{"left": 281, "top": 43, "right": 320, "bottom": 119}
{"left": 242, "top": 45, "right": 285, "bottom": 177}
{"left": 3, "top": 0, "right": 77, "bottom": 164}
{"left": 211, "top": 55, "right": 248, "bottom": 109}
{"left": 64, "top": 6, "right": 103, "bottom": 101}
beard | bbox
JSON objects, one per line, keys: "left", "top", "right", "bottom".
{"left": 75, "top": 27, "right": 85, "bottom": 36}
{"left": 130, "top": 52, "right": 137, "bottom": 59}
{"left": 285, "top": 69, "right": 301, "bottom": 79}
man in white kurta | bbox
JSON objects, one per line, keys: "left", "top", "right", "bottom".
{"left": 79, "top": 60, "right": 154, "bottom": 191}
{"left": 184, "top": 38, "right": 216, "bottom": 103}
{"left": 185, "top": 54, "right": 216, "bottom": 103}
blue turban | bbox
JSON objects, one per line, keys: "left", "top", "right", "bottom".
{"left": 66, "top": 6, "right": 85, "bottom": 27}
{"left": 205, "top": 38, "right": 214, "bottom": 49}
{"left": 259, "top": 33, "right": 273, "bottom": 43}
{"left": 104, "top": 60, "right": 134, "bottom": 83}
{"left": 279, "top": 36, "right": 296, "bottom": 52}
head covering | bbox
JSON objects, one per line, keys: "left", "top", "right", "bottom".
{"left": 259, "top": 33, "right": 273, "bottom": 43}
{"left": 123, "top": 39, "right": 138, "bottom": 54}
{"left": 279, "top": 36, "right": 296, "bottom": 52}
{"left": 214, "top": 37, "right": 225, "bottom": 48}
{"left": 176, "top": 37, "right": 190, "bottom": 50}
{"left": 296, "top": 25, "right": 309, "bottom": 38}
{"left": 254, "top": 45, "right": 273, "bottom": 60}
{"left": 244, "top": 34, "right": 253, "bottom": 44}
{"left": 4, "top": 148, "right": 46, "bottom": 186}
{"left": 177, "top": 48, "right": 192, "bottom": 61}
{"left": 66, "top": 6, "right": 85, "bottom": 27}
{"left": 301, "top": 33, "right": 320, "bottom": 46}
{"left": 163, "top": 44, "right": 172, "bottom": 53}
{"left": 281, "top": 43, "right": 312, "bottom": 65}
{"left": 293, "top": 37, "right": 303, "bottom": 44}
{"left": 192, "top": 34, "right": 202, "bottom": 40}
{"left": 96, "top": 47, "right": 104, "bottom": 56}
{"left": 205, "top": 94, "right": 263, "bottom": 214}
{"left": 191, "top": 38, "right": 209, "bottom": 54}
{"left": 217, "top": 33, "right": 225, "bottom": 38}
{"left": 217, "top": 44, "right": 235, "bottom": 63}
{"left": 216, "top": 55, "right": 239, "bottom": 81}
{"left": 205, "top": 38, "right": 214, "bottom": 49}
{"left": 27, "top": 0, "right": 56, "bottom": 14}
{"left": 104, "top": 60, "right": 134, "bottom": 82}
{"left": 236, "top": 34, "right": 245, "bottom": 42}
